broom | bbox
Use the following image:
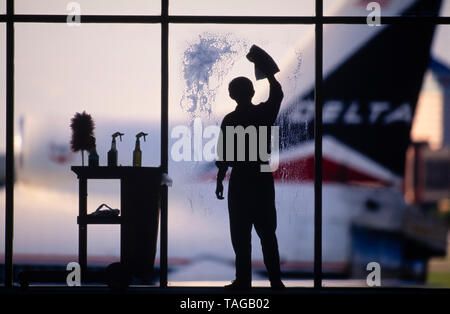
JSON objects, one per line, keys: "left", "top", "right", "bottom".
{"left": 70, "top": 111, "right": 95, "bottom": 166}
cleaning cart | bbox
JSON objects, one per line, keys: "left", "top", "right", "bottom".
{"left": 71, "top": 166, "right": 162, "bottom": 286}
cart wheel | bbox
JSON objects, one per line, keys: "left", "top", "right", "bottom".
{"left": 17, "top": 272, "right": 29, "bottom": 290}
{"left": 106, "top": 262, "right": 131, "bottom": 291}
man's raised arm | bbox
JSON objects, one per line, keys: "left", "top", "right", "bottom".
{"left": 261, "top": 75, "right": 283, "bottom": 124}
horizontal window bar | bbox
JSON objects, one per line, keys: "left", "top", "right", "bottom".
{"left": 169, "top": 15, "right": 316, "bottom": 24}
{"left": 0, "top": 14, "right": 161, "bottom": 23}
{"left": 170, "top": 15, "right": 450, "bottom": 24}
{"left": 325, "top": 16, "right": 450, "bottom": 24}
{"left": 0, "top": 15, "right": 449, "bottom": 24}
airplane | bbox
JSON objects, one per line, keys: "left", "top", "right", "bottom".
{"left": 0, "top": 0, "right": 448, "bottom": 285}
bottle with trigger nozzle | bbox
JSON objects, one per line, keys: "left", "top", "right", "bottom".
{"left": 108, "top": 132, "right": 124, "bottom": 167}
{"left": 133, "top": 132, "right": 148, "bottom": 167}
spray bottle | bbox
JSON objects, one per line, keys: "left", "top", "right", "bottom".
{"left": 88, "top": 136, "right": 99, "bottom": 167}
{"left": 107, "top": 132, "right": 124, "bottom": 167}
{"left": 133, "top": 132, "right": 148, "bottom": 167}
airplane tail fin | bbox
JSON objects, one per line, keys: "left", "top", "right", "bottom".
{"left": 278, "top": 0, "right": 443, "bottom": 176}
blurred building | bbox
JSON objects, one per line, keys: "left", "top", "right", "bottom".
{"left": 412, "top": 58, "right": 450, "bottom": 149}
{"left": 406, "top": 58, "right": 450, "bottom": 206}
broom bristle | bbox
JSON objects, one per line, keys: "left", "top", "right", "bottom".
{"left": 70, "top": 111, "right": 95, "bottom": 153}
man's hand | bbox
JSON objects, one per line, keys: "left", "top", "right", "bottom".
{"left": 216, "top": 180, "right": 224, "bottom": 200}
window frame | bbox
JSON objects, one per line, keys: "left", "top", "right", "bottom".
{"left": 2, "top": 0, "right": 450, "bottom": 289}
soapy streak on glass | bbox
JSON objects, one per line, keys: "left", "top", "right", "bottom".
{"left": 178, "top": 28, "right": 307, "bottom": 123}
{"left": 181, "top": 33, "right": 248, "bottom": 122}
{"left": 175, "top": 29, "right": 309, "bottom": 214}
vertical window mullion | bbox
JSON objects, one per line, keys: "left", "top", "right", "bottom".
{"left": 314, "top": 0, "right": 323, "bottom": 289}
{"left": 160, "top": 0, "right": 169, "bottom": 288}
{"left": 4, "top": 0, "right": 15, "bottom": 289}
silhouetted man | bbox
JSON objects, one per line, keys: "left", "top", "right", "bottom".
{"left": 215, "top": 72, "right": 284, "bottom": 289}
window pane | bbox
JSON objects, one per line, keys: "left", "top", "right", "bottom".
{"left": 0, "top": 23, "right": 5, "bottom": 285}
{"left": 15, "top": 0, "right": 160, "bottom": 15}
{"left": 170, "top": 0, "right": 314, "bottom": 16}
{"left": 169, "top": 24, "right": 315, "bottom": 286}
{"left": 324, "top": 0, "right": 447, "bottom": 17}
{"left": 322, "top": 23, "right": 449, "bottom": 288}
{"left": 0, "top": 0, "right": 5, "bottom": 14}
{"left": 13, "top": 24, "right": 160, "bottom": 283}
